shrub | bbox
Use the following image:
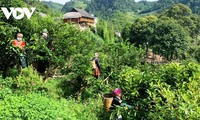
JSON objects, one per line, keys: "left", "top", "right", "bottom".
{"left": 112, "top": 62, "right": 200, "bottom": 119}
{"left": 147, "top": 62, "right": 200, "bottom": 119}
{"left": 0, "top": 76, "right": 15, "bottom": 99}
{"left": 0, "top": 93, "right": 104, "bottom": 120}
{"left": 16, "top": 66, "right": 43, "bottom": 92}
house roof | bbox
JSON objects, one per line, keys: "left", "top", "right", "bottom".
{"left": 63, "top": 8, "right": 94, "bottom": 19}
{"left": 63, "top": 12, "right": 82, "bottom": 19}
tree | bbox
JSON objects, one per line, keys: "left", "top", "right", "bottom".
{"left": 121, "top": 25, "right": 131, "bottom": 41}
{"left": 152, "top": 18, "right": 189, "bottom": 61}
{"left": 86, "top": 0, "right": 135, "bottom": 19}
{"left": 103, "top": 21, "right": 109, "bottom": 42}
{"left": 0, "top": 22, "right": 19, "bottom": 78}
{"left": 163, "top": 3, "right": 192, "bottom": 19}
{"left": 129, "top": 15, "right": 158, "bottom": 47}
{"left": 109, "top": 11, "right": 135, "bottom": 31}
{"left": 161, "top": 4, "right": 200, "bottom": 38}
{"left": 96, "top": 20, "right": 116, "bottom": 43}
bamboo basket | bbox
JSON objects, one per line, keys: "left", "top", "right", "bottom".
{"left": 103, "top": 93, "right": 113, "bottom": 112}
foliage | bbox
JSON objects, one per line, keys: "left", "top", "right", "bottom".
{"left": 152, "top": 18, "right": 189, "bottom": 61}
{"left": 109, "top": 62, "right": 200, "bottom": 119}
{"left": 87, "top": 0, "right": 135, "bottom": 19}
{"left": 140, "top": 0, "right": 200, "bottom": 15}
{"left": 61, "top": 0, "right": 200, "bottom": 20}
{"left": 148, "top": 62, "right": 200, "bottom": 119}
{"left": 1, "top": 1, "right": 200, "bottom": 120}
{"left": 109, "top": 11, "right": 136, "bottom": 31}
{"left": 16, "top": 66, "right": 43, "bottom": 92}
{"left": 134, "top": 1, "right": 156, "bottom": 14}
{"left": 0, "top": 76, "right": 14, "bottom": 99}
{"left": 128, "top": 4, "right": 200, "bottom": 61}
{"left": 0, "top": 0, "right": 62, "bottom": 78}
{"left": 0, "top": 92, "right": 103, "bottom": 120}
{"left": 148, "top": 80, "right": 200, "bottom": 119}
{"left": 163, "top": 3, "right": 192, "bottom": 18}
{"left": 162, "top": 4, "right": 200, "bottom": 38}
{"left": 99, "top": 42, "right": 144, "bottom": 83}
{"left": 115, "top": 65, "right": 154, "bottom": 119}
{"left": 193, "top": 46, "right": 200, "bottom": 63}
{"left": 26, "top": 0, "right": 62, "bottom": 16}
{"left": 129, "top": 15, "right": 158, "bottom": 47}
{"left": 0, "top": 22, "right": 20, "bottom": 78}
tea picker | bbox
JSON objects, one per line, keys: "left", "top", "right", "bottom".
{"left": 12, "top": 33, "right": 28, "bottom": 72}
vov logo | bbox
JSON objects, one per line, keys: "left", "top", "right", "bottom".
{"left": 1, "top": 7, "right": 36, "bottom": 20}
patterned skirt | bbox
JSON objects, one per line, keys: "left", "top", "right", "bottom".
{"left": 94, "top": 68, "right": 100, "bottom": 76}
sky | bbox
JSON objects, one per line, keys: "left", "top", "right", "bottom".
{"left": 41, "top": 0, "right": 157, "bottom": 5}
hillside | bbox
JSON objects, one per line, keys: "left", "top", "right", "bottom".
{"left": 23, "top": 0, "right": 62, "bottom": 16}
{"left": 61, "top": 0, "right": 136, "bottom": 18}
{"left": 61, "top": 0, "right": 89, "bottom": 13}
{"left": 42, "top": 1, "right": 63, "bottom": 11}
{"left": 61, "top": 0, "right": 200, "bottom": 19}
{"left": 141, "top": 0, "right": 200, "bottom": 15}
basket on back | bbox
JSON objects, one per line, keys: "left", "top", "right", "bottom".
{"left": 103, "top": 93, "right": 113, "bottom": 112}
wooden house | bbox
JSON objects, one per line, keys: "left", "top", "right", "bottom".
{"left": 63, "top": 8, "right": 96, "bottom": 29}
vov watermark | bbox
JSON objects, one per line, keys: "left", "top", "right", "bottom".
{"left": 1, "top": 7, "right": 36, "bottom": 20}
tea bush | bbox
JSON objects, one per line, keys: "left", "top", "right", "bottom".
{"left": 148, "top": 79, "right": 200, "bottom": 119}
{"left": 147, "top": 62, "right": 200, "bottom": 119}
{"left": 0, "top": 87, "right": 13, "bottom": 100}
{"left": 16, "top": 66, "right": 43, "bottom": 93}
{"left": 109, "top": 62, "right": 200, "bottom": 119}
{"left": 0, "top": 76, "right": 15, "bottom": 99}
{"left": 99, "top": 42, "right": 144, "bottom": 81}
{"left": 0, "top": 92, "right": 106, "bottom": 120}
{"left": 117, "top": 65, "right": 154, "bottom": 119}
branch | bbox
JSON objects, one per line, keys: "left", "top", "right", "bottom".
{"left": 101, "top": 71, "right": 113, "bottom": 84}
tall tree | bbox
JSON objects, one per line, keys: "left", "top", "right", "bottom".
{"left": 152, "top": 18, "right": 189, "bottom": 60}
{"left": 129, "top": 15, "right": 158, "bottom": 47}
{"left": 162, "top": 4, "right": 200, "bottom": 38}
{"left": 163, "top": 3, "right": 192, "bottom": 19}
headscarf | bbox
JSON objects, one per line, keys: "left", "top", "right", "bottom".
{"left": 113, "top": 88, "right": 121, "bottom": 96}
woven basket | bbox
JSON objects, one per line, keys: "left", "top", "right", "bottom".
{"left": 103, "top": 93, "right": 113, "bottom": 112}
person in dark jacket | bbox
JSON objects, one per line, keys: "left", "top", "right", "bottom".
{"left": 112, "top": 88, "right": 122, "bottom": 106}
{"left": 92, "top": 53, "right": 100, "bottom": 79}
{"left": 37, "top": 29, "right": 50, "bottom": 74}
{"left": 111, "top": 88, "right": 133, "bottom": 108}
{"left": 110, "top": 88, "right": 133, "bottom": 120}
